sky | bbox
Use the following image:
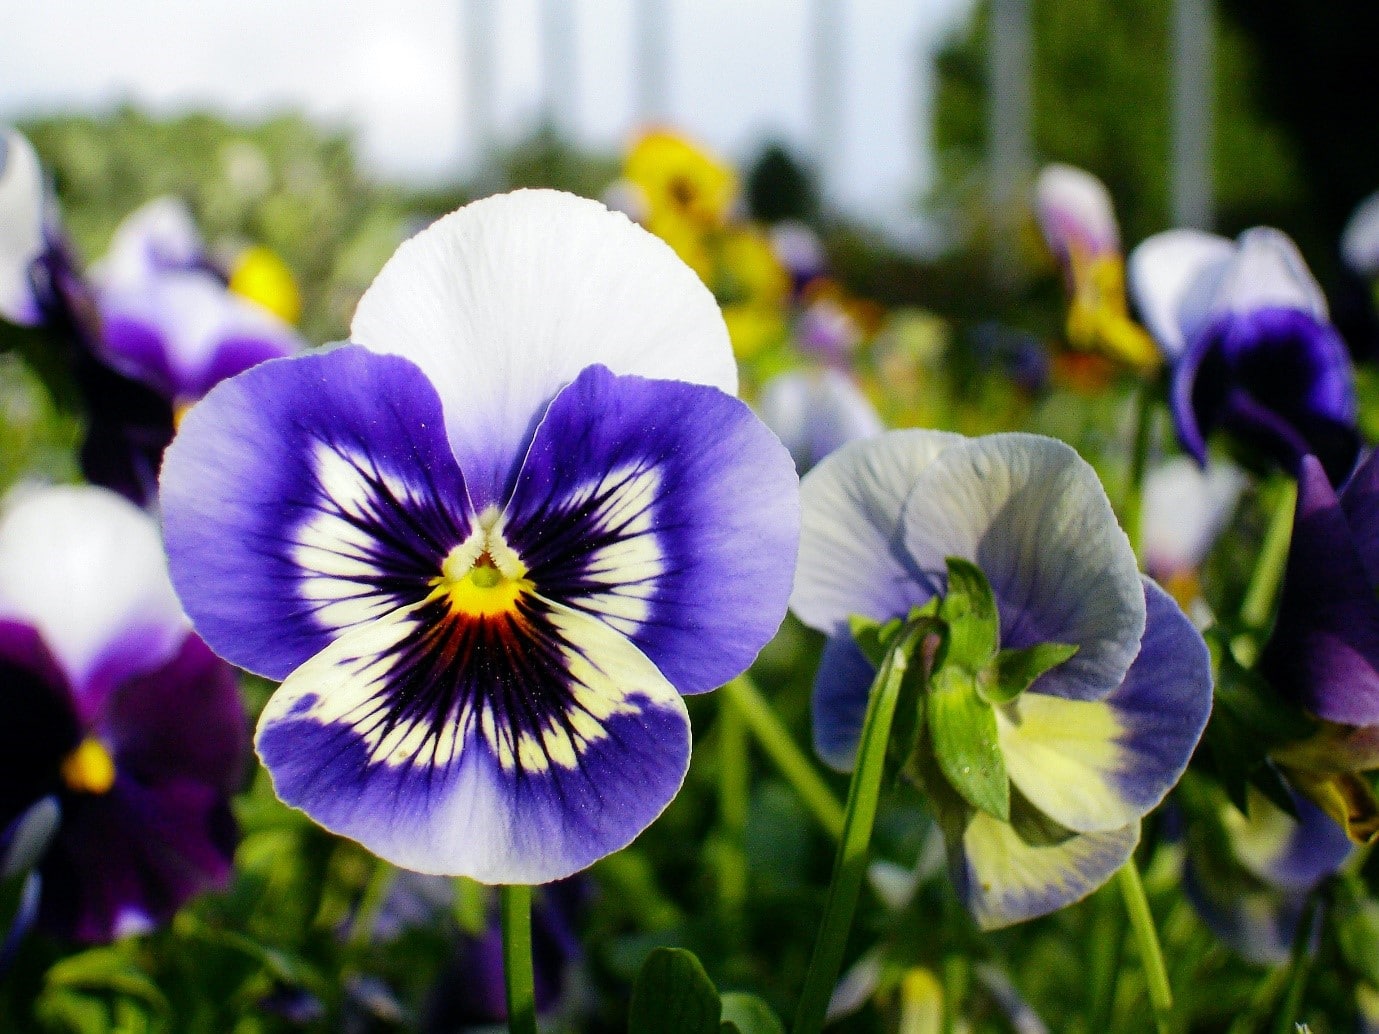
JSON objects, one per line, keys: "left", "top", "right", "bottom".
{"left": 0, "top": 0, "right": 973, "bottom": 237}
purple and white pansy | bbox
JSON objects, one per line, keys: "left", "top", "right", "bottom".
{"left": 0, "top": 484, "right": 244, "bottom": 943}
{"left": 1129, "top": 227, "right": 1360, "bottom": 486}
{"left": 161, "top": 189, "right": 801, "bottom": 885}
{"left": 92, "top": 196, "right": 304, "bottom": 418}
{"left": 790, "top": 430, "right": 1212, "bottom": 928}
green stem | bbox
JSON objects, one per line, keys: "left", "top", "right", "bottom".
{"left": 717, "top": 698, "right": 750, "bottom": 925}
{"left": 500, "top": 884, "right": 538, "bottom": 1034}
{"left": 1239, "top": 478, "right": 1298, "bottom": 632}
{"left": 1116, "top": 861, "right": 1173, "bottom": 1034}
{"left": 1086, "top": 881, "right": 1127, "bottom": 1030}
{"left": 347, "top": 859, "right": 396, "bottom": 950}
{"left": 1273, "top": 892, "right": 1322, "bottom": 1034}
{"left": 722, "top": 675, "right": 845, "bottom": 841}
{"left": 1121, "top": 380, "right": 1156, "bottom": 562}
{"left": 793, "top": 625, "right": 923, "bottom": 1034}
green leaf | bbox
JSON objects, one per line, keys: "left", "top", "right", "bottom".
{"left": 938, "top": 557, "right": 999, "bottom": 672}
{"left": 985, "top": 642, "right": 1079, "bottom": 704}
{"left": 850, "top": 613, "right": 906, "bottom": 668}
{"left": 719, "top": 993, "right": 786, "bottom": 1034}
{"left": 1335, "top": 876, "right": 1379, "bottom": 985}
{"left": 628, "top": 947, "right": 721, "bottom": 1034}
{"left": 1203, "top": 635, "right": 1315, "bottom": 815}
{"left": 927, "top": 666, "right": 1009, "bottom": 821}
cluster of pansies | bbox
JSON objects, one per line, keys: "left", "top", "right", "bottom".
{"left": 8, "top": 108, "right": 1379, "bottom": 1032}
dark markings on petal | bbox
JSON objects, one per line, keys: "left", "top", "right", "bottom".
{"left": 321, "top": 596, "right": 623, "bottom": 787}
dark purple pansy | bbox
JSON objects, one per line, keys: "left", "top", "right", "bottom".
{"left": 1130, "top": 227, "right": 1360, "bottom": 486}
{"left": 1263, "top": 452, "right": 1379, "bottom": 728}
{"left": 161, "top": 190, "right": 800, "bottom": 884}
{"left": 0, "top": 485, "right": 245, "bottom": 943}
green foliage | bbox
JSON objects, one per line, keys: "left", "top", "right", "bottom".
{"left": 628, "top": 947, "right": 721, "bottom": 1034}
{"left": 929, "top": 0, "right": 1305, "bottom": 247}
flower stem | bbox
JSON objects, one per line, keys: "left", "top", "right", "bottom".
{"left": 500, "top": 884, "right": 538, "bottom": 1034}
{"left": 1086, "top": 881, "right": 1127, "bottom": 1030}
{"left": 1116, "top": 860, "right": 1173, "bottom": 1034}
{"left": 1273, "top": 891, "right": 1322, "bottom": 1034}
{"left": 1121, "top": 379, "right": 1156, "bottom": 561}
{"left": 717, "top": 698, "right": 750, "bottom": 927}
{"left": 722, "top": 675, "right": 845, "bottom": 841}
{"left": 792, "top": 626, "right": 922, "bottom": 1034}
{"left": 347, "top": 858, "right": 396, "bottom": 950}
{"left": 1239, "top": 477, "right": 1298, "bottom": 633}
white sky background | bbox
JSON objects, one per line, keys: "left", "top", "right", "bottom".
{"left": 0, "top": 0, "right": 973, "bottom": 239}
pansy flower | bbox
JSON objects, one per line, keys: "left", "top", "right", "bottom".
{"left": 0, "top": 484, "right": 245, "bottom": 942}
{"left": 1034, "top": 164, "right": 1157, "bottom": 369}
{"left": 1180, "top": 783, "right": 1349, "bottom": 965}
{"left": 1129, "top": 227, "right": 1359, "bottom": 486}
{"left": 161, "top": 190, "right": 800, "bottom": 884}
{"left": 1260, "top": 450, "right": 1379, "bottom": 840}
{"left": 0, "top": 132, "right": 303, "bottom": 505}
{"left": 93, "top": 196, "right": 304, "bottom": 421}
{"left": 757, "top": 368, "right": 883, "bottom": 473}
{"left": 791, "top": 430, "right": 1212, "bottom": 927}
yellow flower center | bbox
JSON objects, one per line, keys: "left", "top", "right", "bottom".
{"left": 435, "top": 507, "right": 533, "bottom": 619}
{"left": 61, "top": 737, "right": 117, "bottom": 795}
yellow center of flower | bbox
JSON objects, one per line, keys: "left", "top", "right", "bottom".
{"left": 60, "top": 737, "right": 116, "bottom": 795}
{"left": 435, "top": 507, "right": 533, "bottom": 619}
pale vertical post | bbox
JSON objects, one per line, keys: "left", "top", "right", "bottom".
{"left": 464, "top": 0, "right": 497, "bottom": 179}
{"left": 539, "top": 0, "right": 577, "bottom": 134}
{"left": 811, "top": 0, "right": 844, "bottom": 209}
{"left": 1171, "top": 0, "right": 1214, "bottom": 229}
{"left": 987, "top": 0, "right": 1033, "bottom": 286}
{"left": 635, "top": 0, "right": 669, "bottom": 124}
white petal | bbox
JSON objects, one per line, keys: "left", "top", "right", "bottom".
{"left": 1211, "top": 227, "right": 1328, "bottom": 319}
{"left": 1034, "top": 163, "right": 1119, "bottom": 258}
{"left": 958, "top": 811, "right": 1139, "bottom": 929}
{"left": 1343, "top": 191, "right": 1379, "bottom": 277}
{"left": 900, "top": 433, "right": 1145, "bottom": 701}
{"left": 351, "top": 189, "right": 735, "bottom": 505}
{"left": 790, "top": 428, "right": 964, "bottom": 636}
{"left": 0, "top": 484, "right": 188, "bottom": 690}
{"left": 0, "top": 128, "right": 45, "bottom": 326}
{"left": 97, "top": 196, "right": 206, "bottom": 291}
{"left": 1127, "top": 229, "right": 1234, "bottom": 360}
{"left": 1141, "top": 456, "right": 1245, "bottom": 579}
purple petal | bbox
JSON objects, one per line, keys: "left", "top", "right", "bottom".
{"left": 503, "top": 364, "right": 800, "bottom": 695}
{"left": 1174, "top": 307, "right": 1359, "bottom": 484}
{"left": 37, "top": 777, "right": 235, "bottom": 943}
{"left": 1339, "top": 448, "right": 1379, "bottom": 588}
{"left": 0, "top": 621, "right": 80, "bottom": 828}
{"left": 161, "top": 346, "right": 475, "bottom": 680}
{"left": 98, "top": 633, "right": 246, "bottom": 796}
{"left": 1263, "top": 455, "right": 1379, "bottom": 724}
{"left": 1102, "top": 579, "right": 1213, "bottom": 816}
{"left": 811, "top": 633, "right": 878, "bottom": 772}
{"left": 255, "top": 599, "right": 691, "bottom": 883}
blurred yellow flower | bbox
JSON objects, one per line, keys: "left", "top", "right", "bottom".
{"left": 229, "top": 245, "right": 302, "bottom": 325}
{"left": 1065, "top": 250, "right": 1159, "bottom": 371}
{"left": 625, "top": 129, "right": 737, "bottom": 231}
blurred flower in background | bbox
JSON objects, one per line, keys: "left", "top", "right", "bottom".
{"left": 1131, "top": 227, "right": 1359, "bottom": 486}
{"left": 1034, "top": 164, "right": 1157, "bottom": 370}
{"left": 0, "top": 484, "right": 244, "bottom": 943}
{"left": 1140, "top": 455, "right": 1246, "bottom": 611}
